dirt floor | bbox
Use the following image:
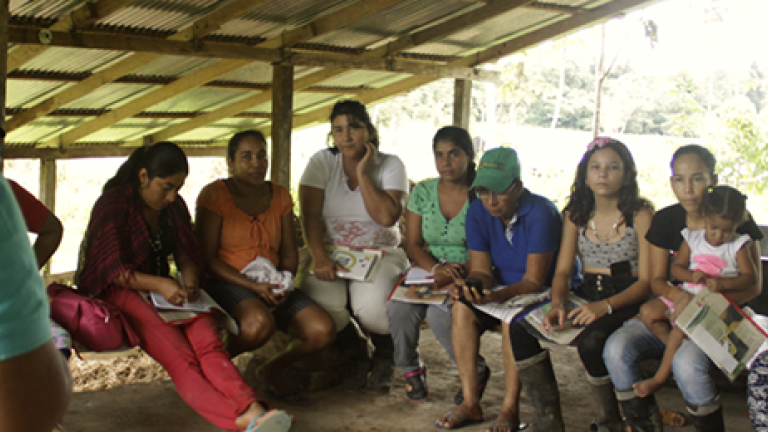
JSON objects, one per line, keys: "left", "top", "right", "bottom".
{"left": 62, "top": 329, "right": 754, "bottom": 431}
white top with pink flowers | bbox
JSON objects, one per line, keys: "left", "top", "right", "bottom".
{"left": 300, "top": 149, "right": 408, "bottom": 248}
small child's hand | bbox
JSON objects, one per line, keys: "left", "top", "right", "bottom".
{"left": 691, "top": 270, "right": 707, "bottom": 284}
{"left": 706, "top": 278, "right": 722, "bottom": 292}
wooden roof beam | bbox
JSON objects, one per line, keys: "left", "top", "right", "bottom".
{"left": 6, "top": 0, "right": 134, "bottom": 72}
{"left": 126, "top": 0, "right": 522, "bottom": 143}
{"left": 257, "top": 0, "right": 407, "bottom": 49}
{"left": 6, "top": 53, "right": 158, "bottom": 132}
{"left": 284, "top": 52, "right": 501, "bottom": 83}
{"left": 122, "top": 68, "right": 345, "bottom": 147}
{"left": 284, "top": 0, "right": 660, "bottom": 132}
{"left": 8, "top": 0, "right": 269, "bottom": 132}
{"left": 171, "top": 0, "right": 271, "bottom": 41}
{"left": 7, "top": 27, "right": 281, "bottom": 62}
{"left": 37, "top": 59, "right": 253, "bottom": 148}
{"left": 364, "top": 0, "right": 536, "bottom": 58}
{"left": 4, "top": 145, "right": 227, "bottom": 160}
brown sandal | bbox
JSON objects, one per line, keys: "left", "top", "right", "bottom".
{"left": 661, "top": 409, "right": 687, "bottom": 427}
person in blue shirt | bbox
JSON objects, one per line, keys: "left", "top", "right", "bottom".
{"left": 435, "top": 147, "right": 564, "bottom": 432}
{"left": 0, "top": 176, "right": 71, "bottom": 432}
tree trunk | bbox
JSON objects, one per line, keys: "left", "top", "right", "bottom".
{"left": 592, "top": 24, "right": 606, "bottom": 138}
{"left": 550, "top": 46, "right": 567, "bottom": 129}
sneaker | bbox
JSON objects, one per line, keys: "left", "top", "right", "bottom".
{"left": 404, "top": 367, "right": 428, "bottom": 402}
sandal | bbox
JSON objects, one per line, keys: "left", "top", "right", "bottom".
{"left": 454, "top": 365, "right": 491, "bottom": 406}
{"left": 661, "top": 409, "right": 687, "bottom": 427}
{"left": 488, "top": 420, "right": 528, "bottom": 431}
{"left": 245, "top": 409, "right": 292, "bottom": 432}
{"left": 435, "top": 409, "right": 484, "bottom": 430}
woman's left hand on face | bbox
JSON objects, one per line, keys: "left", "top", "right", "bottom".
{"left": 356, "top": 142, "right": 376, "bottom": 175}
{"left": 568, "top": 302, "right": 605, "bottom": 326}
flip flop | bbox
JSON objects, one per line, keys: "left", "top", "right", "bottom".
{"left": 661, "top": 409, "right": 687, "bottom": 427}
{"left": 435, "top": 409, "right": 484, "bottom": 430}
{"left": 487, "top": 420, "right": 528, "bottom": 431}
{"left": 245, "top": 410, "right": 292, "bottom": 432}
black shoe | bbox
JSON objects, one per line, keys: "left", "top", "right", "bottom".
{"left": 454, "top": 365, "right": 491, "bottom": 406}
{"left": 404, "top": 366, "right": 428, "bottom": 402}
{"left": 365, "top": 355, "right": 394, "bottom": 394}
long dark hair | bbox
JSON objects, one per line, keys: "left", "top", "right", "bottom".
{"left": 703, "top": 185, "right": 747, "bottom": 224}
{"left": 564, "top": 137, "right": 652, "bottom": 226}
{"left": 327, "top": 100, "right": 379, "bottom": 154}
{"left": 433, "top": 126, "right": 477, "bottom": 187}
{"left": 671, "top": 144, "right": 716, "bottom": 175}
{"left": 227, "top": 129, "right": 267, "bottom": 162}
{"left": 104, "top": 141, "right": 189, "bottom": 191}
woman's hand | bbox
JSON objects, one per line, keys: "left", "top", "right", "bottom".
{"left": 542, "top": 303, "right": 566, "bottom": 334}
{"left": 691, "top": 270, "right": 707, "bottom": 284}
{"left": 313, "top": 255, "right": 345, "bottom": 281}
{"left": 706, "top": 278, "right": 723, "bottom": 292}
{"left": 434, "top": 263, "right": 465, "bottom": 288}
{"left": 159, "top": 278, "right": 188, "bottom": 305}
{"left": 356, "top": 142, "right": 377, "bottom": 177}
{"left": 249, "top": 281, "right": 285, "bottom": 307}
{"left": 451, "top": 279, "right": 494, "bottom": 304}
{"left": 568, "top": 301, "right": 611, "bottom": 326}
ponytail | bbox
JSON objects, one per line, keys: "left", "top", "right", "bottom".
{"left": 103, "top": 142, "right": 189, "bottom": 191}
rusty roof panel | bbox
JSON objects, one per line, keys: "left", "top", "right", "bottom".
{"left": 130, "top": 56, "right": 221, "bottom": 76}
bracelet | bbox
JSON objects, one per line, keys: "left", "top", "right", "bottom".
{"left": 605, "top": 298, "right": 613, "bottom": 315}
{"left": 431, "top": 259, "right": 447, "bottom": 274}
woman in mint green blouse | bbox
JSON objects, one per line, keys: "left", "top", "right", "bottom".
{"left": 386, "top": 126, "right": 477, "bottom": 403}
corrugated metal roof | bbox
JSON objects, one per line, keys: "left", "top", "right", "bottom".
{"left": 3, "top": 0, "right": 660, "bottom": 150}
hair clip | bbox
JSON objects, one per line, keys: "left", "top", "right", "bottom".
{"left": 586, "top": 136, "right": 615, "bottom": 151}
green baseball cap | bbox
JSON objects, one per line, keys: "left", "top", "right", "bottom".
{"left": 471, "top": 147, "right": 521, "bottom": 192}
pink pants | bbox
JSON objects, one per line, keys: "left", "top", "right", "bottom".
{"left": 104, "top": 288, "right": 260, "bottom": 431}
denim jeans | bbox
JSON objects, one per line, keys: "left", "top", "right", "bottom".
{"left": 603, "top": 319, "right": 718, "bottom": 406}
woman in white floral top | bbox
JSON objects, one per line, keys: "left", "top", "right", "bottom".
{"left": 299, "top": 100, "right": 409, "bottom": 393}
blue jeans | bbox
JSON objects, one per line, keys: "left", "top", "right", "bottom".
{"left": 603, "top": 319, "right": 718, "bottom": 406}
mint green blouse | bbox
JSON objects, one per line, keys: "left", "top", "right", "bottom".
{"left": 406, "top": 178, "right": 470, "bottom": 264}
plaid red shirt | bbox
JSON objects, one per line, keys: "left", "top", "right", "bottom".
{"left": 77, "top": 183, "right": 202, "bottom": 296}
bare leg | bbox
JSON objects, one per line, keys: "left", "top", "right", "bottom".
{"left": 634, "top": 327, "right": 685, "bottom": 398}
{"left": 436, "top": 302, "right": 483, "bottom": 428}
{"left": 261, "top": 305, "right": 336, "bottom": 400}
{"left": 491, "top": 322, "right": 521, "bottom": 431}
{"left": 228, "top": 298, "right": 276, "bottom": 358}
{"left": 638, "top": 299, "right": 673, "bottom": 345}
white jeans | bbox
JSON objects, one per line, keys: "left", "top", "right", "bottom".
{"left": 300, "top": 248, "right": 409, "bottom": 335}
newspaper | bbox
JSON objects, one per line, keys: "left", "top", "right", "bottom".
{"left": 388, "top": 284, "right": 449, "bottom": 305}
{"left": 523, "top": 293, "right": 588, "bottom": 345}
{"left": 474, "top": 288, "right": 552, "bottom": 324}
{"left": 675, "top": 289, "right": 768, "bottom": 381}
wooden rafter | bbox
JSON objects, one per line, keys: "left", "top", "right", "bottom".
{"left": 5, "top": 145, "right": 227, "bottom": 160}
{"left": 6, "top": 0, "right": 134, "bottom": 72}
{"left": 172, "top": 0, "right": 271, "bottom": 41}
{"left": 6, "top": 52, "right": 158, "bottom": 131}
{"left": 257, "top": 0, "right": 406, "bottom": 49}
{"left": 12, "top": 0, "right": 269, "bottom": 139}
{"left": 284, "top": 52, "right": 500, "bottom": 83}
{"left": 124, "top": 0, "right": 531, "bottom": 144}
{"left": 281, "top": 0, "right": 659, "bottom": 133}
{"left": 37, "top": 59, "right": 253, "bottom": 148}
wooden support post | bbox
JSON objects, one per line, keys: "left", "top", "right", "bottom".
{"left": 0, "top": 0, "right": 8, "bottom": 169}
{"left": 39, "top": 158, "right": 57, "bottom": 275}
{"left": 271, "top": 65, "right": 294, "bottom": 188}
{"left": 453, "top": 79, "right": 472, "bottom": 130}
{"left": 39, "top": 159, "right": 57, "bottom": 211}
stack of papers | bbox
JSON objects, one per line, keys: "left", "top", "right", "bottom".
{"left": 403, "top": 266, "right": 434, "bottom": 285}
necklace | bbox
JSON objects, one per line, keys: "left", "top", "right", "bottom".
{"left": 590, "top": 214, "right": 622, "bottom": 243}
